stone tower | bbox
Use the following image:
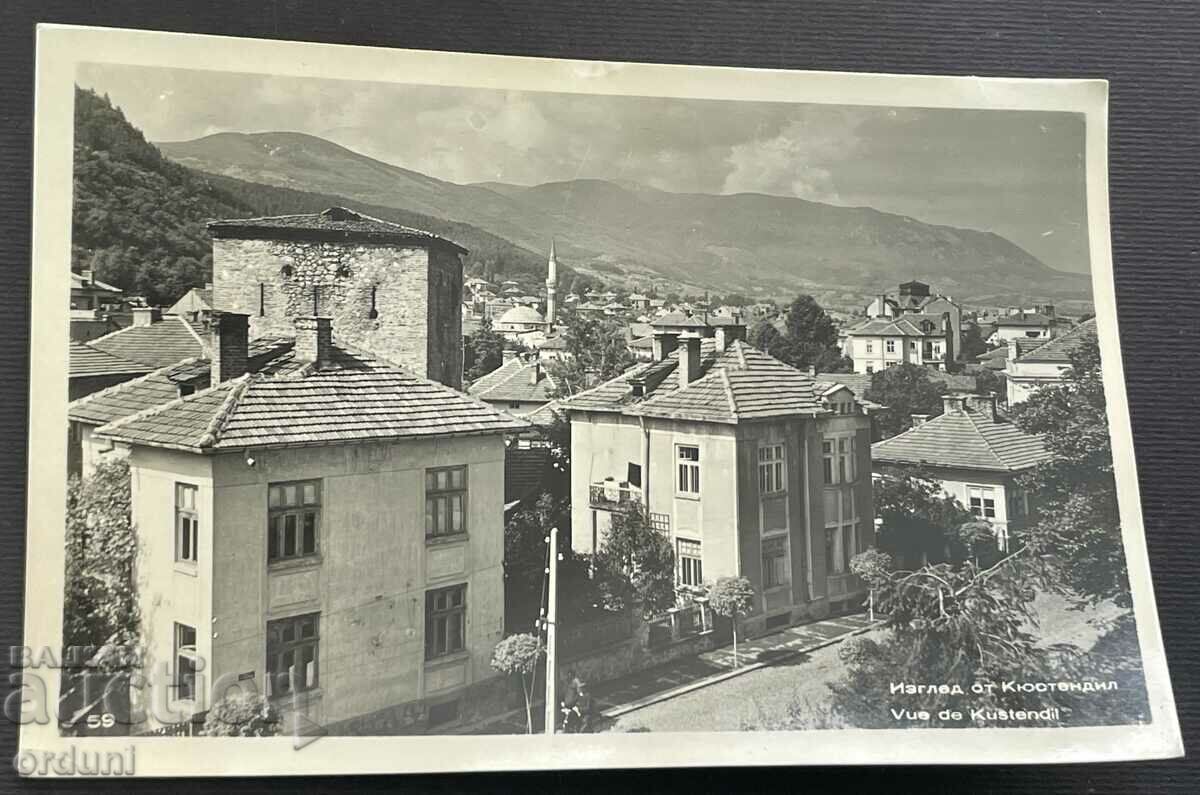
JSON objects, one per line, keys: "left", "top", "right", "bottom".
{"left": 545, "top": 238, "right": 558, "bottom": 328}
{"left": 207, "top": 207, "right": 466, "bottom": 389}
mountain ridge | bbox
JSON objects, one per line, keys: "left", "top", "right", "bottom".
{"left": 157, "top": 130, "right": 1090, "bottom": 302}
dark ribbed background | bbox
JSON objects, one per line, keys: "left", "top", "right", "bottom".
{"left": 1, "top": 1, "right": 1196, "bottom": 791}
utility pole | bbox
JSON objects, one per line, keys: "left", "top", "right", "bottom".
{"left": 543, "top": 526, "right": 559, "bottom": 735}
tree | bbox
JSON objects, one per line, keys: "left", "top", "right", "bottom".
{"left": 951, "top": 519, "right": 1000, "bottom": 569}
{"left": 201, "top": 692, "right": 281, "bottom": 736}
{"left": 545, "top": 312, "right": 635, "bottom": 398}
{"left": 769, "top": 295, "right": 853, "bottom": 373}
{"left": 490, "top": 633, "right": 545, "bottom": 734}
{"left": 960, "top": 321, "right": 992, "bottom": 361}
{"left": 463, "top": 315, "right": 506, "bottom": 383}
{"left": 64, "top": 459, "right": 139, "bottom": 666}
{"left": 747, "top": 318, "right": 784, "bottom": 356}
{"left": 873, "top": 468, "right": 974, "bottom": 570}
{"left": 708, "top": 576, "right": 756, "bottom": 667}
{"left": 594, "top": 504, "right": 676, "bottom": 617}
{"left": 865, "top": 364, "right": 951, "bottom": 439}
{"left": 1010, "top": 338, "right": 1129, "bottom": 607}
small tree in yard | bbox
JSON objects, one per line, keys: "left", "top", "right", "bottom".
{"left": 708, "top": 576, "right": 756, "bottom": 668}
{"left": 202, "top": 692, "right": 281, "bottom": 736}
{"left": 490, "top": 633, "right": 544, "bottom": 734}
{"left": 594, "top": 504, "right": 676, "bottom": 617}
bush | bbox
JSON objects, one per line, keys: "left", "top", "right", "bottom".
{"left": 201, "top": 692, "right": 282, "bottom": 737}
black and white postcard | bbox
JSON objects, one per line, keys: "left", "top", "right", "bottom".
{"left": 17, "top": 24, "right": 1182, "bottom": 776}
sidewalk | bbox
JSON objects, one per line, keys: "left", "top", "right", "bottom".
{"left": 461, "top": 610, "right": 878, "bottom": 734}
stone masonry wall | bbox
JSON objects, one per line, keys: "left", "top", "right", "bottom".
{"left": 212, "top": 237, "right": 463, "bottom": 388}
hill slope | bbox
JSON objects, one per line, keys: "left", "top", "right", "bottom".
{"left": 158, "top": 131, "right": 1090, "bottom": 301}
{"left": 72, "top": 89, "right": 553, "bottom": 305}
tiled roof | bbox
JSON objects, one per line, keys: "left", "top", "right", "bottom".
{"left": 539, "top": 335, "right": 567, "bottom": 350}
{"left": 872, "top": 408, "right": 1049, "bottom": 472}
{"left": 1014, "top": 319, "right": 1097, "bottom": 364}
{"left": 89, "top": 316, "right": 206, "bottom": 369}
{"left": 71, "top": 272, "right": 121, "bottom": 293}
{"left": 468, "top": 357, "right": 557, "bottom": 403}
{"left": 97, "top": 343, "right": 526, "bottom": 452}
{"left": 650, "top": 312, "right": 710, "bottom": 329}
{"left": 207, "top": 207, "right": 468, "bottom": 253}
{"left": 523, "top": 400, "right": 564, "bottom": 428}
{"left": 846, "top": 316, "right": 941, "bottom": 337}
{"left": 629, "top": 335, "right": 654, "bottom": 349}
{"left": 69, "top": 341, "right": 151, "bottom": 379}
{"left": 562, "top": 340, "right": 832, "bottom": 424}
{"left": 995, "top": 312, "right": 1055, "bottom": 327}
{"left": 812, "top": 372, "right": 873, "bottom": 397}
{"left": 69, "top": 337, "right": 296, "bottom": 427}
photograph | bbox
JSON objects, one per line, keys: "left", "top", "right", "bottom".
{"left": 17, "top": 24, "right": 1181, "bottom": 775}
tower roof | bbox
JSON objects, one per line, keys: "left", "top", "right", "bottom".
{"left": 208, "top": 207, "right": 468, "bottom": 253}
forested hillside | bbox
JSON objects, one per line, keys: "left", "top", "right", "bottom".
{"left": 71, "top": 88, "right": 557, "bottom": 307}
{"left": 72, "top": 87, "right": 256, "bottom": 305}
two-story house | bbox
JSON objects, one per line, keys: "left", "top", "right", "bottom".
{"left": 871, "top": 393, "right": 1050, "bottom": 560}
{"left": 562, "top": 325, "right": 874, "bottom": 636}
{"left": 93, "top": 312, "right": 526, "bottom": 735}
{"left": 844, "top": 312, "right": 955, "bottom": 374}
{"left": 1005, "top": 318, "right": 1097, "bottom": 405}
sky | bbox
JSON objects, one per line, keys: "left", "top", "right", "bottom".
{"left": 77, "top": 63, "right": 1091, "bottom": 273}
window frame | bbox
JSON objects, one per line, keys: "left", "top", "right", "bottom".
{"left": 676, "top": 444, "right": 701, "bottom": 496}
{"left": 823, "top": 489, "right": 860, "bottom": 575}
{"left": 173, "top": 622, "right": 198, "bottom": 702}
{"left": 678, "top": 538, "right": 703, "bottom": 587}
{"left": 175, "top": 483, "right": 199, "bottom": 565}
{"left": 757, "top": 444, "right": 786, "bottom": 495}
{"left": 968, "top": 485, "right": 997, "bottom": 519}
{"left": 267, "top": 479, "right": 322, "bottom": 564}
{"left": 885, "top": 339, "right": 897, "bottom": 354}
{"left": 425, "top": 466, "right": 469, "bottom": 540}
{"left": 425, "top": 584, "right": 468, "bottom": 661}
{"left": 761, "top": 534, "right": 789, "bottom": 589}
{"left": 266, "top": 612, "right": 320, "bottom": 697}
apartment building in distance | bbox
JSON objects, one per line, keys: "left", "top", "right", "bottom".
{"left": 1005, "top": 318, "right": 1097, "bottom": 405}
{"left": 846, "top": 280, "right": 962, "bottom": 374}
{"left": 562, "top": 325, "right": 874, "bottom": 636}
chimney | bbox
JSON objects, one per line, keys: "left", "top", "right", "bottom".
{"left": 715, "top": 323, "right": 746, "bottom": 352}
{"left": 1043, "top": 303, "right": 1056, "bottom": 319}
{"left": 965, "top": 392, "right": 998, "bottom": 420}
{"left": 529, "top": 360, "right": 541, "bottom": 385}
{"left": 210, "top": 311, "right": 250, "bottom": 383}
{"left": 652, "top": 330, "right": 679, "bottom": 362}
{"left": 678, "top": 331, "right": 702, "bottom": 386}
{"left": 911, "top": 413, "right": 930, "bottom": 427}
{"left": 294, "top": 316, "right": 333, "bottom": 369}
{"left": 1006, "top": 337, "right": 1020, "bottom": 363}
{"left": 942, "top": 393, "right": 970, "bottom": 415}
{"left": 875, "top": 294, "right": 888, "bottom": 318}
{"left": 131, "top": 306, "right": 161, "bottom": 327}
{"left": 81, "top": 268, "right": 93, "bottom": 286}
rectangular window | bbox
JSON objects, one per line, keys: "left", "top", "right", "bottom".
{"left": 762, "top": 535, "right": 789, "bottom": 588}
{"left": 823, "top": 490, "right": 859, "bottom": 574}
{"left": 865, "top": 341, "right": 874, "bottom": 354}
{"left": 173, "top": 623, "right": 197, "bottom": 701}
{"left": 425, "top": 467, "right": 468, "bottom": 538}
{"left": 627, "top": 462, "right": 642, "bottom": 489}
{"left": 910, "top": 340, "right": 918, "bottom": 352}
{"left": 865, "top": 365, "right": 874, "bottom": 374}
{"left": 268, "top": 480, "right": 321, "bottom": 562}
{"left": 822, "top": 440, "right": 835, "bottom": 485}
{"left": 175, "top": 483, "right": 198, "bottom": 564}
{"left": 757, "top": 444, "right": 785, "bottom": 494}
{"left": 838, "top": 436, "right": 856, "bottom": 483}
{"left": 266, "top": 613, "right": 319, "bottom": 697}
{"left": 677, "top": 445, "right": 700, "bottom": 494}
{"left": 968, "top": 486, "right": 997, "bottom": 519}
{"left": 426, "top": 585, "right": 467, "bottom": 660}
{"left": 886, "top": 339, "right": 896, "bottom": 353}
{"left": 678, "top": 538, "right": 703, "bottom": 587}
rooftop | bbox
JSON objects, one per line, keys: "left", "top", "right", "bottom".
{"left": 207, "top": 206, "right": 468, "bottom": 253}
{"left": 69, "top": 337, "right": 296, "bottom": 427}
{"left": 96, "top": 342, "right": 525, "bottom": 452}
{"left": 71, "top": 272, "right": 122, "bottom": 293}
{"left": 846, "top": 315, "right": 945, "bottom": 338}
{"left": 562, "top": 339, "right": 844, "bottom": 424}
{"left": 995, "top": 312, "right": 1055, "bottom": 327}
{"left": 89, "top": 315, "right": 207, "bottom": 369}
{"left": 69, "top": 341, "right": 152, "bottom": 379}
{"left": 872, "top": 402, "right": 1049, "bottom": 472}
{"left": 468, "top": 356, "right": 558, "bottom": 404}
{"left": 497, "top": 305, "right": 546, "bottom": 326}
{"left": 1013, "top": 318, "right": 1097, "bottom": 364}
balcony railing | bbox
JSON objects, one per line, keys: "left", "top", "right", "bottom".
{"left": 588, "top": 480, "right": 643, "bottom": 509}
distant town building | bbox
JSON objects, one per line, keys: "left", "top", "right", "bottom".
{"left": 545, "top": 240, "right": 558, "bottom": 328}
{"left": 562, "top": 323, "right": 874, "bottom": 635}
{"left": 1005, "top": 318, "right": 1097, "bottom": 405}
{"left": 844, "top": 313, "right": 955, "bottom": 374}
{"left": 468, "top": 353, "right": 558, "bottom": 416}
{"left": 987, "top": 305, "right": 1067, "bottom": 344}
{"left": 494, "top": 304, "right": 549, "bottom": 347}
{"left": 855, "top": 281, "right": 963, "bottom": 367}
{"left": 166, "top": 283, "right": 214, "bottom": 325}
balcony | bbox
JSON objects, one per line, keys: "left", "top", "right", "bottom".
{"left": 588, "top": 479, "right": 643, "bottom": 510}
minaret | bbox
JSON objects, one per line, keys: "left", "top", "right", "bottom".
{"left": 545, "top": 238, "right": 558, "bottom": 327}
